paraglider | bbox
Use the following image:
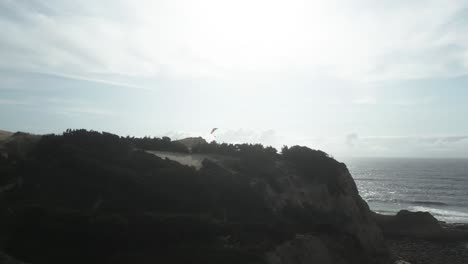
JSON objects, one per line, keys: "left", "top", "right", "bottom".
{"left": 209, "top": 128, "right": 219, "bottom": 141}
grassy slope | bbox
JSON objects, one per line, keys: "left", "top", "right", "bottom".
{"left": 0, "top": 130, "right": 13, "bottom": 141}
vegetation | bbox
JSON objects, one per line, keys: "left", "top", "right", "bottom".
{"left": 126, "top": 134, "right": 189, "bottom": 153}
{"left": 0, "top": 129, "right": 345, "bottom": 264}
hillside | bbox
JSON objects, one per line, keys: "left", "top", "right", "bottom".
{"left": 0, "top": 130, "right": 13, "bottom": 141}
{"left": 0, "top": 129, "right": 390, "bottom": 264}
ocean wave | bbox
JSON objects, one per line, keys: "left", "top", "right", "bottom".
{"left": 348, "top": 158, "right": 468, "bottom": 223}
{"left": 411, "top": 200, "right": 449, "bottom": 206}
{"left": 373, "top": 209, "right": 398, "bottom": 215}
{"left": 366, "top": 198, "right": 449, "bottom": 206}
{"left": 369, "top": 206, "right": 468, "bottom": 223}
{"left": 409, "top": 206, "right": 468, "bottom": 223}
{"left": 355, "top": 178, "right": 392, "bottom": 182}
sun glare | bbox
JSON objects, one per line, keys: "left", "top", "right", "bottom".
{"left": 141, "top": 0, "right": 366, "bottom": 75}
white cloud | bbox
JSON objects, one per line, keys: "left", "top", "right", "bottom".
{"left": 212, "top": 128, "right": 281, "bottom": 146}
{"left": 0, "top": 99, "right": 29, "bottom": 105}
{"left": 352, "top": 96, "right": 377, "bottom": 105}
{"left": 2, "top": 0, "right": 468, "bottom": 159}
{"left": 340, "top": 135, "right": 468, "bottom": 158}
{"left": 391, "top": 96, "right": 436, "bottom": 106}
{"left": 1, "top": 0, "right": 468, "bottom": 84}
{"left": 40, "top": 71, "right": 150, "bottom": 90}
{"left": 58, "top": 106, "right": 115, "bottom": 117}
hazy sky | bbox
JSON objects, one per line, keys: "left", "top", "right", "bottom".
{"left": 1, "top": 0, "right": 468, "bottom": 158}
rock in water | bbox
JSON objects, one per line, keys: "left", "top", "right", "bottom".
{"left": 373, "top": 210, "right": 443, "bottom": 238}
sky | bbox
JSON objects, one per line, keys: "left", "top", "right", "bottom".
{"left": 1, "top": 0, "right": 468, "bottom": 158}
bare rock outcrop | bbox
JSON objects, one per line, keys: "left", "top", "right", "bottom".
{"left": 374, "top": 210, "right": 468, "bottom": 242}
{"left": 259, "top": 161, "right": 390, "bottom": 264}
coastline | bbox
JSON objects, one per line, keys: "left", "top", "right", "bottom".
{"left": 371, "top": 204, "right": 468, "bottom": 225}
{"left": 347, "top": 157, "right": 468, "bottom": 225}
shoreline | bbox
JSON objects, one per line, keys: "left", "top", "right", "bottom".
{"left": 368, "top": 202, "right": 468, "bottom": 224}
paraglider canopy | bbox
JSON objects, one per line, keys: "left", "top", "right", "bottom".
{"left": 210, "top": 128, "right": 218, "bottom": 134}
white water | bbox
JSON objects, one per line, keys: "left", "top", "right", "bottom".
{"left": 346, "top": 158, "right": 468, "bottom": 223}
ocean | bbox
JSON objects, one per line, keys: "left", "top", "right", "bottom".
{"left": 344, "top": 158, "right": 468, "bottom": 223}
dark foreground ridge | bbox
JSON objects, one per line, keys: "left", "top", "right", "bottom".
{"left": 0, "top": 129, "right": 461, "bottom": 264}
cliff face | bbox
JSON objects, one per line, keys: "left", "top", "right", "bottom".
{"left": 213, "top": 155, "right": 389, "bottom": 264}
{"left": 260, "top": 163, "right": 388, "bottom": 263}
{"left": 153, "top": 145, "right": 389, "bottom": 263}
{"left": 0, "top": 130, "right": 390, "bottom": 264}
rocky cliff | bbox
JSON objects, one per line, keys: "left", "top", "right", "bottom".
{"left": 260, "top": 160, "right": 388, "bottom": 264}
{"left": 0, "top": 129, "right": 390, "bottom": 264}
